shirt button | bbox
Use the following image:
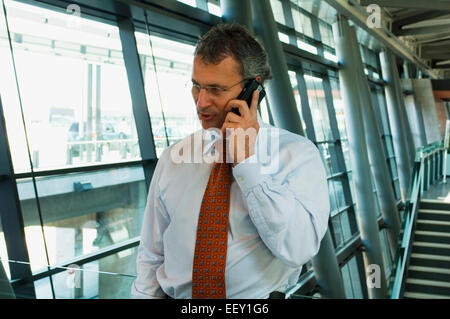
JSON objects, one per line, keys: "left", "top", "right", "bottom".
{"left": 237, "top": 176, "right": 243, "bottom": 182}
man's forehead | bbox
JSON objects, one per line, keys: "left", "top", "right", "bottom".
{"left": 192, "top": 55, "right": 242, "bottom": 82}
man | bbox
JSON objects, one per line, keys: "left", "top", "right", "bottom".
{"left": 131, "top": 23, "right": 330, "bottom": 299}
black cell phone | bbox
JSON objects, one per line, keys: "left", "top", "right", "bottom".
{"left": 232, "top": 79, "right": 266, "bottom": 116}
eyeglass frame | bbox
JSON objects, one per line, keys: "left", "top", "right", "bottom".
{"left": 187, "top": 78, "right": 250, "bottom": 98}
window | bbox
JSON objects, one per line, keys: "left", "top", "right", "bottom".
{"left": 304, "top": 74, "right": 332, "bottom": 141}
{"left": 270, "top": 0, "right": 285, "bottom": 25}
{"left": 135, "top": 31, "right": 199, "bottom": 157}
{"left": 0, "top": 0, "right": 139, "bottom": 173}
{"left": 34, "top": 247, "right": 137, "bottom": 298}
{"left": 18, "top": 166, "right": 146, "bottom": 272}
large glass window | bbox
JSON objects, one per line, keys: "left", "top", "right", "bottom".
{"left": 34, "top": 247, "right": 137, "bottom": 299}
{"left": 341, "top": 256, "right": 364, "bottom": 298}
{"left": 0, "top": 0, "right": 140, "bottom": 173}
{"left": 135, "top": 31, "right": 199, "bottom": 157}
{"left": 18, "top": 166, "right": 146, "bottom": 272}
{"left": 304, "top": 74, "right": 332, "bottom": 141}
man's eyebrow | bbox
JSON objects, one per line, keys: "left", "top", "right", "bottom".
{"left": 191, "top": 78, "right": 225, "bottom": 88}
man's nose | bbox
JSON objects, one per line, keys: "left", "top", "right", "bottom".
{"left": 196, "top": 88, "right": 211, "bottom": 108}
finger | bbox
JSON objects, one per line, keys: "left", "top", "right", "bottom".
{"left": 226, "top": 99, "right": 251, "bottom": 118}
{"left": 224, "top": 111, "right": 242, "bottom": 124}
{"left": 221, "top": 122, "right": 240, "bottom": 135}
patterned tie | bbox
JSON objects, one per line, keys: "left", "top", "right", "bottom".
{"left": 192, "top": 141, "right": 232, "bottom": 299}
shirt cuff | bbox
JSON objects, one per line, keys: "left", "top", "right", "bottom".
{"left": 232, "top": 154, "right": 271, "bottom": 192}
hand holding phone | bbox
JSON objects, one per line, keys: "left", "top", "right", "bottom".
{"left": 232, "top": 79, "right": 266, "bottom": 116}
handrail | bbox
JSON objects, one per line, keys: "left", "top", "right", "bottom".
{"left": 391, "top": 140, "right": 446, "bottom": 299}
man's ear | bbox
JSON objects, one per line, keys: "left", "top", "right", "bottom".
{"left": 255, "top": 76, "right": 262, "bottom": 83}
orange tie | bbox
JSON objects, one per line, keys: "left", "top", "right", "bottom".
{"left": 192, "top": 142, "right": 232, "bottom": 299}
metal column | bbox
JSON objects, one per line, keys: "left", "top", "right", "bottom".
{"left": 380, "top": 50, "right": 412, "bottom": 202}
{"left": 392, "top": 59, "right": 417, "bottom": 163}
{"left": 221, "top": 0, "right": 253, "bottom": 34}
{"left": 333, "top": 15, "right": 388, "bottom": 298}
{"left": 250, "top": 0, "right": 304, "bottom": 136}
{"left": 311, "top": 229, "right": 346, "bottom": 298}
{"left": 348, "top": 25, "right": 400, "bottom": 258}
{"left": 411, "top": 81, "right": 428, "bottom": 147}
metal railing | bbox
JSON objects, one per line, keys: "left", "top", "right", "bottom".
{"left": 391, "top": 140, "right": 446, "bottom": 299}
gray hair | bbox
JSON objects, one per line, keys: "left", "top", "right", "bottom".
{"left": 194, "top": 23, "right": 271, "bottom": 84}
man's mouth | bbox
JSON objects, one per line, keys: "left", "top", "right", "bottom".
{"left": 199, "top": 112, "right": 214, "bottom": 121}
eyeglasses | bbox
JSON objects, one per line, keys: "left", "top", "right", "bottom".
{"left": 186, "top": 79, "right": 248, "bottom": 98}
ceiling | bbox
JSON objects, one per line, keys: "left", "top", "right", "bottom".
{"left": 359, "top": 0, "right": 450, "bottom": 78}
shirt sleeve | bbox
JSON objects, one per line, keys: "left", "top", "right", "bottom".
{"left": 131, "top": 157, "right": 170, "bottom": 299}
{"left": 232, "top": 133, "right": 330, "bottom": 268}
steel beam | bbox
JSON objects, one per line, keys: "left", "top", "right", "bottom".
{"left": 360, "top": 0, "right": 450, "bottom": 11}
{"left": 323, "top": 0, "right": 439, "bottom": 79}
{"left": 333, "top": 15, "right": 388, "bottom": 299}
{"left": 251, "top": 0, "right": 304, "bottom": 135}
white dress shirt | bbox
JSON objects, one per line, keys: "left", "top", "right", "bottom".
{"left": 131, "top": 117, "right": 330, "bottom": 299}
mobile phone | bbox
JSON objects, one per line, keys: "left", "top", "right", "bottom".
{"left": 232, "top": 79, "right": 266, "bottom": 116}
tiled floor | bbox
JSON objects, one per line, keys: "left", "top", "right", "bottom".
{"left": 422, "top": 181, "right": 450, "bottom": 203}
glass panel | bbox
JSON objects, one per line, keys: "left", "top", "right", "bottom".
{"left": 341, "top": 262, "right": 354, "bottom": 298}
{"left": 328, "top": 180, "right": 338, "bottom": 214}
{"left": 207, "top": 0, "right": 222, "bottom": 16}
{"left": 0, "top": 1, "right": 140, "bottom": 172}
{"left": 292, "top": 8, "right": 314, "bottom": 38}
{"left": 177, "top": 0, "right": 196, "bottom": 7}
{"left": 331, "top": 215, "right": 343, "bottom": 248}
{"left": 135, "top": 31, "right": 199, "bottom": 158}
{"left": 347, "top": 171, "right": 357, "bottom": 204}
{"left": 319, "top": 21, "right": 334, "bottom": 47}
{"left": 0, "top": 219, "right": 10, "bottom": 279}
{"left": 324, "top": 50, "right": 338, "bottom": 62}
{"left": 340, "top": 210, "right": 352, "bottom": 242}
{"left": 17, "top": 166, "right": 146, "bottom": 271}
{"left": 341, "top": 139, "right": 351, "bottom": 171}
{"left": 328, "top": 143, "right": 342, "bottom": 174}
{"left": 330, "top": 177, "right": 346, "bottom": 209}
{"left": 297, "top": 39, "right": 318, "bottom": 54}
{"left": 270, "top": 0, "right": 285, "bottom": 25}
{"left": 379, "top": 229, "right": 392, "bottom": 277}
{"left": 278, "top": 32, "right": 290, "bottom": 44}
{"left": 317, "top": 144, "right": 331, "bottom": 176}
{"left": 348, "top": 257, "right": 364, "bottom": 298}
{"left": 293, "top": 0, "right": 337, "bottom": 25}
{"left": 304, "top": 75, "right": 332, "bottom": 141}
{"left": 329, "top": 76, "right": 347, "bottom": 139}
{"left": 33, "top": 246, "right": 137, "bottom": 299}
{"left": 376, "top": 89, "right": 391, "bottom": 135}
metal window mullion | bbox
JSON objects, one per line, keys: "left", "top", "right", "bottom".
{"left": 310, "top": 14, "right": 324, "bottom": 58}
{"left": 279, "top": 0, "right": 297, "bottom": 46}
{"left": 295, "top": 68, "right": 316, "bottom": 142}
{"left": 117, "top": 16, "right": 157, "bottom": 189}
{"left": 0, "top": 96, "right": 36, "bottom": 298}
